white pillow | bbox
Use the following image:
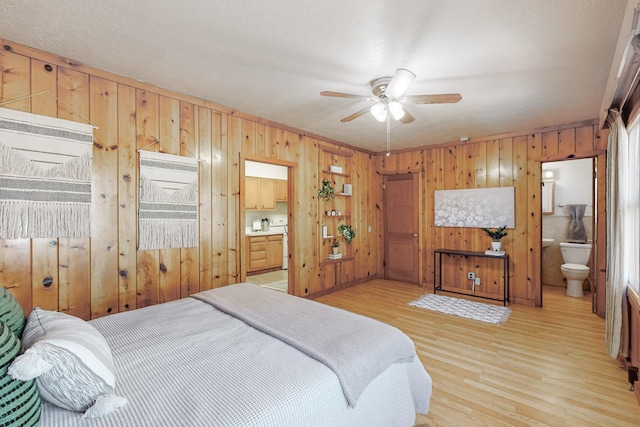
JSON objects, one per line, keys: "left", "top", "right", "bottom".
{"left": 7, "top": 308, "right": 127, "bottom": 418}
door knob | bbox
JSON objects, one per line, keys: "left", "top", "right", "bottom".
{"left": 413, "top": 234, "right": 418, "bottom": 237}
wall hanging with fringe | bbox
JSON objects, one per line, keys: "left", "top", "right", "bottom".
{"left": 138, "top": 149, "right": 198, "bottom": 250}
{"left": 0, "top": 107, "right": 94, "bottom": 239}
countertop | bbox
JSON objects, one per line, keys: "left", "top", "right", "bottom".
{"left": 246, "top": 230, "right": 285, "bottom": 237}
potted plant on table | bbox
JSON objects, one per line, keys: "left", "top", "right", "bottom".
{"left": 480, "top": 225, "right": 508, "bottom": 252}
{"left": 331, "top": 239, "right": 340, "bottom": 254}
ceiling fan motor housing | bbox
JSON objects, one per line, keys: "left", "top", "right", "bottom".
{"left": 370, "top": 77, "right": 393, "bottom": 98}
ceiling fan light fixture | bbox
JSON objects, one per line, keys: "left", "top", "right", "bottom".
{"left": 370, "top": 102, "right": 387, "bottom": 122}
{"left": 388, "top": 101, "right": 405, "bottom": 120}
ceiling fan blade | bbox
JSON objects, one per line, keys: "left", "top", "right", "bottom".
{"left": 320, "top": 91, "right": 370, "bottom": 100}
{"left": 340, "top": 106, "right": 371, "bottom": 122}
{"left": 399, "top": 109, "right": 415, "bottom": 124}
{"left": 385, "top": 69, "right": 416, "bottom": 98}
{"left": 404, "top": 93, "right": 462, "bottom": 104}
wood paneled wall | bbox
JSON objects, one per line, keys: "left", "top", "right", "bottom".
{"left": 0, "top": 40, "right": 381, "bottom": 319}
{"left": 374, "top": 125, "right": 607, "bottom": 307}
{"left": 0, "top": 39, "right": 608, "bottom": 316}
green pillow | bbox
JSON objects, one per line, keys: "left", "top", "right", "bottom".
{"left": 0, "top": 320, "right": 40, "bottom": 426}
{"left": 0, "top": 288, "right": 25, "bottom": 338}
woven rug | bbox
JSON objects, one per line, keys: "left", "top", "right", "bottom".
{"left": 409, "top": 293, "right": 511, "bottom": 325}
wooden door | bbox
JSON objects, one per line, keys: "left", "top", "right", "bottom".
{"left": 384, "top": 174, "right": 419, "bottom": 283}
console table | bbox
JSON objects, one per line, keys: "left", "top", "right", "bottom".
{"left": 433, "top": 248, "right": 509, "bottom": 306}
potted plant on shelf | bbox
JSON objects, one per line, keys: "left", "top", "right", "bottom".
{"left": 338, "top": 224, "right": 356, "bottom": 244}
{"left": 480, "top": 225, "right": 508, "bottom": 252}
{"left": 317, "top": 180, "right": 336, "bottom": 201}
{"left": 331, "top": 239, "right": 340, "bottom": 254}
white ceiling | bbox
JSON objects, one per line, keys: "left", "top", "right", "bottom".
{"left": 0, "top": 0, "right": 632, "bottom": 152}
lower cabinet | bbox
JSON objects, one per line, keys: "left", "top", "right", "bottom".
{"left": 248, "top": 236, "right": 268, "bottom": 272}
{"left": 247, "top": 234, "right": 283, "bottom": 274}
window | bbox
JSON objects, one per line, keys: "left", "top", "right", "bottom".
{"left": 624, "top": 115, "right": 640, "bottom": 293}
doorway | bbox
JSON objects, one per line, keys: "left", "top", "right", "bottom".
{"left": 241, "top": 158, "right": 294, "bottom": 294}
{"left": 383, "top": 173, "right": 420, "bottom": 284}
{"left": 540, "top": 158, "right": 596, "bottom": 310}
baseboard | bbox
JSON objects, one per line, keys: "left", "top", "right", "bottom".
{"left": 305, "top": 274, "right": 380, "bottom": 300}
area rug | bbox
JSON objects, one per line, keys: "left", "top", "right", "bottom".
{"left": 409, "top": 293, "right": 511, "bottom": 325}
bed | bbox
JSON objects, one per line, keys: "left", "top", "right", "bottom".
{"left": 3, "top": 283, "right": 431, "bottom": 426}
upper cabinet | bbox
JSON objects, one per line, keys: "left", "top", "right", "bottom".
{"left": 245, "top": 160, "right": 287, "bottom": 209}
{"left": 245, "top": 177, "right": 277, "bottom": 210}
{"left": 245, "top": 177, "right": 260, "bottom": 210}
{"left": 275, "top": 179, "right": 288, "bottom": 202}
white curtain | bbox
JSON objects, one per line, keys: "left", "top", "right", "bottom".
{"left": 605, "top": 110, "right": 638, "bottom": 359}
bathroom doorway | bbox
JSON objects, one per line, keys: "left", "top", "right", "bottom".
{"left": 541, "top": 158, "right": 596, "bottom": 310}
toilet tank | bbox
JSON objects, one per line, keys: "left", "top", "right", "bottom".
{"left": 559, "top": 242, "right": 592, "bottom": 265}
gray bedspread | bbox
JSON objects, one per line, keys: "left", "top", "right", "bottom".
{"left": 39, "top": 283, "right": 431, "bottom": 426}
{"left": 192, "top": 282, "right": 418, "bottom": 407}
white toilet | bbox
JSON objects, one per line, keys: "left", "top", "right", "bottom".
{"left": 559, "top": 242, "right": 592, "bottom": 298}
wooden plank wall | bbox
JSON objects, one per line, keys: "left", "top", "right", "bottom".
{"left": 0, "top": 39, "right": 608, "bottom": 314}
{"left": 0, "top": 40, "right": 381, "bottom": 318}
{"left": 374, "top": 124, "right": 607, "bottom": 306}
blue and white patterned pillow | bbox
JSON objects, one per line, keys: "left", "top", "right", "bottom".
{"left": 8, "top": 308, "right": 127, "bottom": 418}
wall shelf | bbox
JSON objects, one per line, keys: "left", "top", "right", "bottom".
{"left": 320, "top": 255, "right": 354, "bottom": 266}
{"left": 318, "top": 147, "right": 354, "bottom": 279}
{"left": 321, "top": 169, "right": 351, "bottom": 178}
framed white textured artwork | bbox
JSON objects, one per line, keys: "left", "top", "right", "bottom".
{"left": 434, "top": 187, "right": 515, "bottom": 228}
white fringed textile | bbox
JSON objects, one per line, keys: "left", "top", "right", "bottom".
{"left": 0, "top": 107, "right": 94, "bottom": 239}
{"left": 138, "top": 150, "right": 198, "bottom": 250}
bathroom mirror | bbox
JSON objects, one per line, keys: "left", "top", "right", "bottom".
{"left": 541, "top": 180, "right": 554, "bottom": 215}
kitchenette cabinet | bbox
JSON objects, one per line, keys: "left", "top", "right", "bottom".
{"left": 246, "top": 233, "right": 283, "bottom": 274}
{"left": 245, "top": 177, "right": 277, "bottom": 210}
{"left": 275, "top": 179, "right": 288, "bottom": 202}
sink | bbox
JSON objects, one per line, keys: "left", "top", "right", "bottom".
{"left": 542, "top": 238, "right": 554, "bottom": 248}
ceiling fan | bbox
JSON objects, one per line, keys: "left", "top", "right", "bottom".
{"left": 320, "top": 68, "right": 462, "bottom": 124}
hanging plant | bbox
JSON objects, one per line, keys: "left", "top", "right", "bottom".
{"left": 317, "top": 180, "right": 336, "bottom": 201}
{"left": 338, "top": 224, "right": 356, "bottom": 244}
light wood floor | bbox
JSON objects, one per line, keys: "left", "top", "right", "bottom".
{"left": 316, "top": 280, "right": 640, "bottom": 427}
{"left": 245, "top": 269, "right": 287, "bottom": 286}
